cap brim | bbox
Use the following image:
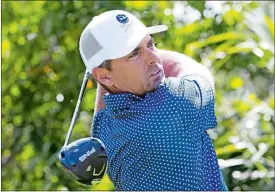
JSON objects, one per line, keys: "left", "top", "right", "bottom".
{"left": 103, "top": 25, "right": 168, "bottom": 62}
{"left": 147, "top": 25, "right": 168, "bottom": 34}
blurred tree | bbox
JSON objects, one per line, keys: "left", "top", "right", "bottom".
{"left": 1, "top": 1, "right": 274, "bottom": 191}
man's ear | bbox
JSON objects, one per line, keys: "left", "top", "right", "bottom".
{"left": 92, "top": 67, "right": 113, "bottom": 86}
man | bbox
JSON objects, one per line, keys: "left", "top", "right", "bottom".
{"left": 79, "top": 10, "right": 228, "bottom": 190}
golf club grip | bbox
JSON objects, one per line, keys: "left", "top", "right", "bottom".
{"left": 63, "top": 70, "right": 90, "bottom": 147}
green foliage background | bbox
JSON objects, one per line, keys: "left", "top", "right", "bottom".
{"left": 1, "top": 1, "right": 274, "bottom": 191}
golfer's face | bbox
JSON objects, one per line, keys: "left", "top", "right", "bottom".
{"left": 110, "top": 35, "right": 164, "bottom": 96}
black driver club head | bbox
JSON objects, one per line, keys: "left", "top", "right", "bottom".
{"left": 59, "top": 137, "right": 108, "bottom": 186}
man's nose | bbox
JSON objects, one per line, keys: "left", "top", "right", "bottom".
{"left": 145, "top": 48, "right": 159, "bottom": 65}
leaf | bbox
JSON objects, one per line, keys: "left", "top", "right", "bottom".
{"left": 20, "top": 144, "right": 35, "bottom": 161}
{"left": 185, "top": 32, "right": 246, "bottom": 56}
{"left": 124, "top": 1, "right": 151, "bottom": 10}
{"left": 187, "top": 1, "right": 205, "bottom": 14}
{"left": 2, "top": 40, "right": 10, "bottom": 58}
{"left": 10, "top": 85, "right": 21, "bottom": 97}
{"left": 230, "top": 77, "right": 244, "bottom": 89}
{"left": 216, "top": 144, "right": 241, "bottom": 156}
{"left": 265, "top": 15, "right": 274, "bottom": 39}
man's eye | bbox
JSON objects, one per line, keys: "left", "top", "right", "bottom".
{"left": 148, "top": 41, "right": 156, "bottom": 47}
{"left": 128, "top": 51, "right": 139, "bottom": 58}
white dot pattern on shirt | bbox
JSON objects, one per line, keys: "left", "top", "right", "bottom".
{"left": 92, "top": 76, "right": 228, "bottom": 191}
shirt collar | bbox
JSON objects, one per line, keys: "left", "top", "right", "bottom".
{"left": 103, "top": 80, "right": 166, "bottom": 114}
{"left": 104, "top": 92, "right": 144, "bottom": 112}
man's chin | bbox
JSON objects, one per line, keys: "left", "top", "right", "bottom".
{"left": 144, "top": 74, "right": 164, "bottom": 94}
{"left": 148, "top": 79, "right": 162, "bottom": 93}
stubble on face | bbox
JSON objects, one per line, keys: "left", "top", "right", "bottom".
{"left": 106, "top": 35, "right": 165, "bottom": 96}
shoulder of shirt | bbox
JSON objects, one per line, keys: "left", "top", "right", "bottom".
{"left": 164, "top": 77, "right": 181, "bottom": 89}
{"left": 163, "top": 76, "right": 197, "bottom": 89}
{"left": 162, "top": 77, "right": 186, "bottom": 98}
{"left": 163, "top": 75, "right": 212, "bottom": 99}
{"left": 164, "top": 72, "right": 215, "bottom": 92}
{"left": 91, "top": 109, "right": 107, "bottom": 137}
{"left": 91, "top": 109, "right": 106, "bottom": 129}
{"left": 93, "top": 109, "right": 106, "bottom": 123}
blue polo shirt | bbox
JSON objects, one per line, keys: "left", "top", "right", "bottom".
{"left": 92, "top": 74, "right": 228, "bottom": 190}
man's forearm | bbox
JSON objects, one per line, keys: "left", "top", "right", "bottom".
{"left": 158, "top": 49, "right": 184, "bottom": 78}
{"left": 158, "top": 49, "right": 215, "bottom": 89}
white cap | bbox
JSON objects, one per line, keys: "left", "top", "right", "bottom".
{"left": 79, "top": 10, "right": 168, "bottom": 70}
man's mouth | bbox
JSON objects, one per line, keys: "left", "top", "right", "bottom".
{"left": 151, "top": 69, "right": 160, "bottom": 76}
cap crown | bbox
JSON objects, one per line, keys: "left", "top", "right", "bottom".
{"left": 79, "top": 10, "right": 147, "bottom": 70}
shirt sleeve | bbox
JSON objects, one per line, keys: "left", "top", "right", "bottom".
{"left": 165, "top": 73, "right": 215, "bottom": 110}
{"left": 174, "top": 54, "right": 216, "bottom": 109}
{"left": 180, "top": 74, "right": 215, "bottom": 109}
{"left": 165, "top": 72, "right": 217, "bottom": 134}
{"left": 159, "top": 49, "right": 215, "bottom": 91}
{"left": 181, "top": 74, "right": 217, "bottom": 131}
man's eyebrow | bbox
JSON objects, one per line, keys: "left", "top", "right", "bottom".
{"left": 128, "top": 46, "right": 142, "bottom": 56}
{"left": 127, "top": 37, "right": 154, "bottom": 57}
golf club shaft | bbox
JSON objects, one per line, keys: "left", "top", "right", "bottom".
{"left": 63, "top": 69, "right": 90, "bottom": 147}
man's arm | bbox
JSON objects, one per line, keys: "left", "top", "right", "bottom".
{"left": 94, "top": 83, "right": 108, "bottom": 115}
{"left": 93, "top": 49, "right": 215, "bottom": 115}
{"left": 158, "top": 49, "right": 215, "bottom": 90}
{"left": 160, "top": 49, "right": 217, "bottom": 132}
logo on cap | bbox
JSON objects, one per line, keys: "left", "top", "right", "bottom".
{"left": 116, "top": 14, "right": 129, "bottom": 24}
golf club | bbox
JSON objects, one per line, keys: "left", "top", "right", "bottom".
{"left": 59, "top": 69, "right": 107, "bottom": 186}
{"left": 63, "top": 69, "right": 90, "bottom": 147}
